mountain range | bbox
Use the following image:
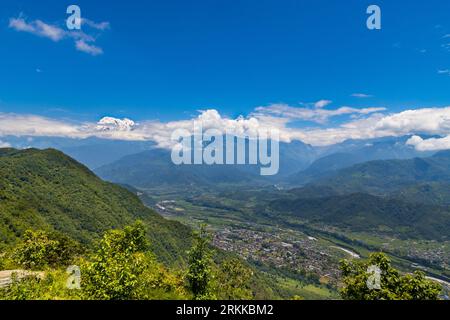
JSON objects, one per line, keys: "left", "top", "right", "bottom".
{"left": 287, "top": 136, "right": 433, "bottom": 186}
{"left": 1, "top": 135, "right": 432, "bottom": 186}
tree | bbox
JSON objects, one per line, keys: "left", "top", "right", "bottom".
{"left": 186, "top": 225, "right": 215, "bottom": 300}
{"left": 81, "top": 221, "right": 149, "bottom": 300}
{"left": 216, "top": 258, "right": 253, "bottom": 300}
{"left": 339, "top": 252, "right": 442, "bottom": 300}
{"left": 13, "top": 230, "right": 81, "bottom": 269}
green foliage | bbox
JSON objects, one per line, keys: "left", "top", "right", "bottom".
{"left": 1, "top": 223, "right": 189, "bottom": 300}
{"left": 137, "top": 258, "right": 189, "bottom": 300}
{"left": 267, "top": 192, "right": 450, "bottom": 240}
{"left": 1, "top": 274, "right": 53, "bottom": 300}
{"left": 81, "top": 221, "right": 149, "bottom": 300}
{"left": 13, "top": 230, "right": 82, "bottom": 269}
{"left": 339, "top": 252, "right": 442, "bottom": 300}
{"left": 186, "top": 225, "right": 215, "bottom": 300}
{"left": 394, "top": 181, "right": 450, "bottom": 206}
{"left": 0, "top": 270, "right": 83, "bottom": 300}
{"left": 216, "top": 258, "right": 253, "bottom": 300}
{"left": 80, "top": 221, "right": 189, "bottom": 300}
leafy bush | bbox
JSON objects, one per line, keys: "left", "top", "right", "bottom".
{"left": 0, "top": 271, "right": 83, "bottom": 300}
{"left": 81, "top": 221, "right": 149, "bottom": 299}
{"left": 216, "top": 258, "right": 253, "bottom": 300}
{"left": 81, "top": 221, "right": 188, "bottom": 300}
{"left": 13, "top": 230, "right": 82, "bottom": 269}
{"left": 339, "top": 252, "right": 442, "bottom": 300}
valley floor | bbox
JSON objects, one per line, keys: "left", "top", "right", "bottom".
{"left": 136, "top": 186, "right": 450, "bottom": 299}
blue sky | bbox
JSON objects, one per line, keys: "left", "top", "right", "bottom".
{"left": 1, "top": 0, "right": 450, "bottom": 121}
{"left": 1, "top": 1, "right": 450, "bottom": 151}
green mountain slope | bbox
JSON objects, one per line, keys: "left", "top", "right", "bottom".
{"left": 312, "top": 151, "right": 450, "bottom": 195}
{"left": 264, "top": 192, "right": 450, "bottom": 240}
{"left": 0, "top": 148, "right": 191, "bottom": 265}
{"left": 393, "top": 181, "right": 450, "bottom": 206}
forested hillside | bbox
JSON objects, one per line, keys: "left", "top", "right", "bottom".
{"left": 312, "top": 151, "right": 450, "bottom": 195}
{"left": 266, "top": 192, "right": 450, "bottom": 240}
{"left": 0, "top": 148, "right": 191, "bottom": 265}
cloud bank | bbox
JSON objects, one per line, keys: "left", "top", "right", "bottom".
{"left": 2, "top": 104, "right": 450, "bottom": 151}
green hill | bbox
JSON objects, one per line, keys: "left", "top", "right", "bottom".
{"left": 0, "top": 148, "right": 191, "bottom": 265}
{"left": 312, "top": 151, "right": 450, "bottom": 195}
{"left": 265, "top": 192, "right": 450, "bottom": 240}
{"left": 393, "top": 181, "right": 450, "bottom": 206}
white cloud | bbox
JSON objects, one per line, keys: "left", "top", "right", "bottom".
{"left": 75, "top": 40, "right": 103, "bottom": 56}
{"left": 438, "top": 69, "right": 450, "bottom": 75}
{"left": 283, "top": 114, "right": 386, "bottom": 146}
{"left": 8, "top": 15, "right": 108, "bottom": 56}
{"left": 374, "top": 107, "right": 450, "bottom": 135}
{"left": 9, "top": 18, "right": 65, "bottom": 41}
{"left": 8, "top": 17, "right": 34, "bottom": 32}
{"left": 314, "top": 100, "right": 332, "bottom": 108}
{"left": 68, "top": 31, "right": 96, "bottom": 43}
{"left": 253, "top": 103, "right": 386, "bottom": 124}
{"left": 82, "top": 19, "right": 110, "bottom": 31}
{"left": 0, "top": 113, "right": 84, "bottom": 137}
{"left": 406, "top": 135, "right": 450, "bottom": 151}
{"left": 351, "top": 93, "right": 373, "bottom": 98}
